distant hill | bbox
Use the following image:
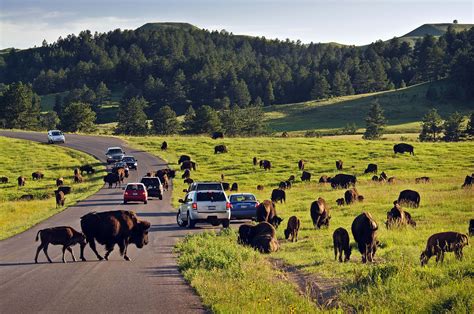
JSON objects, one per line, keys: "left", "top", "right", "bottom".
{"left": 136, "top": 22, "right": 200, "bottom": 32}
{"left": 397, "top": 23, "right": 473, "bottom": 45}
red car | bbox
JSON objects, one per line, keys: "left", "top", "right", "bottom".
{"left": 123, "top": 183, "right": 148, "bottom": 204}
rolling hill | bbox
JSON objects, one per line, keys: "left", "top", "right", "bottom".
{"left": 396, "top": 23, "right": 473, "bottom": 45}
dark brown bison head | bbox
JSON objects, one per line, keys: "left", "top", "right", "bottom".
{"left": 271, "top": 216, "right": 284, "bottom": 229}
{"left": 238, "top": 224, "right": 253, "bottom": 245}
{"left": 130, "top": 220, "right": 151, "bottom": 248}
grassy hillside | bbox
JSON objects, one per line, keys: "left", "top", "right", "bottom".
{"left": 397, "top": 23, "right": 473, "bottom": 46}
{"left": 124, "top": 135, "right": 474, "bottom": 312}
{"left": 264, "top": 80, "right": 473, "bottom": 134}
{"left": 0, "top": 137, "right": 105, "bottom": 239}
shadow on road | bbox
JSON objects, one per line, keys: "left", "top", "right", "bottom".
{"left": 137, "top": 212, "right": 176, "bottom": 217}
{"left": 142, "top": 265, "right": 182, "bottom": 278}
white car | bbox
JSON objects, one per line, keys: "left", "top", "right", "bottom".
{"left": 177, "top": 190, "right": 231, "bottom": 228}
{"left": 47, "top": 130, "right": 65, "bottom": 144}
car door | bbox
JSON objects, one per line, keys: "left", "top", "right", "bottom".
{"left": 179, "top": 192, "right": 193, "bottom": 219}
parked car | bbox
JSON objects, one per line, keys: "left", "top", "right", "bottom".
{"left": 177, "top": 190, "right": 231, "bottom": 228}
{"left": 140, "top": 176, "right": 163, "bottom": 200}
{"left": 187, "top": 181, "right": 224, "bottom": 192}
{"left": 106, "top": 147, "right": 125, "bottom": 164}
{"left": 123, "top": 183, "right": 148, "bottom": 204}
{"left": 229, "top": 193, "right": 259, "bottom": 220}
{"left": 122, "top": 155, "right": 138, "bottom": 170}
{"left": 47, "top": 130, "right": 65, "bottom": 144}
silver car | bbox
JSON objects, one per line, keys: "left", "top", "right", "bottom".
{"left": 177, "top": 190, "right": 231, "bottom": 228}
{"left": 47, "top": 130, "right": 65, "bottom": 144}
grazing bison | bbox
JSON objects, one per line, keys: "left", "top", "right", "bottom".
{"left": 284, "top": 216, "right": 301, "bottom": 242}
{"left": 252, "top": 157, "right": 258, "bottom": 166}
{"left": 364, "top": 163, "right": 378, "bottom": 174}
{"left": 251, "top": 234, "right": 280, "bottom": 253}
{"left": 104, "top": 173, "right": 121, "bottom": 188}
{"left": 80, "top": 210, "right": 151, "bottom": 261}
{"left": 74, "top": 168, "right": 80, "bottom": 176}
{"left": 301, "top": 171, "right": 311, "bottom": 182}
{"left": 416, "top": 176, "right": 430, "bottom": 184}
{"left": 0, "top": 176, "right": 8, "bottom": 183}
{"left": 420, "top": 232, "right": 469, "bottom": 266}
{"left": 238, "top": 222, "right": 276, "bottom": 245}
{"left": 336, "top": 160, "right": 343, "bottom": 171}
{"left": 344, "top": 188, "right": 364, "bottom": 205}
{"left": 35, "top": 226, "right": 86, "bottom": 263}
{"left": 319, "top": 175, "right": 330, "bottom": 183}
{"left": 298, "top": 160, "right": 305, "bottom": 171}
{"left": 184, "top": 178, "right": 194, "bottom": 185}
{"left": 351, "top": 212, "right": 378, "bottom": 263}
{"left": 398, "top": 189, "right": 420, "bottom": 208}
{"left": 214, "top": 145, "right": 228, "bottom": 154}
{"left": 256, "top": 200, "right": 283, "bottom": 228}
{"left": 74, "top": 174, "right": 83, "bottom": 183}
{"left": 57, "top": 186, "right": 72, "bottom": 195}
{"left": 178, "top": 155, "right": 191, "bottom": 164}
{"left": 231, "top": 183, "right": 239, "bottom": 191}
{"left": 278, "top": 181, "right": 287, "bottom": 190}
{"left": 281, "top": 131, "right": 289, "bottom": 138}
{"left": 54, "top": 190, "right": 65, "bottom": 208}
{"left": 288, "top": 175, "right": 296, "bottom": 182}
{"left": 32, "top": 171, "right": 44, "bottom": 180}
{"left": 333, "top": 227, "right": 351, "bottom": 262}
{"left": 257, "top": 185, "right": 264, "bottom": 191}
{"left": 180, "top": 160, "right": 196, "bottom": 171}
{"left": 379, "top": 172, "right": 388, "bottom": 181}
{"left": 56, "top": 177, "right": 64, "bottom": 186}
{"left": 469, "top": 220, "right": 474, "bottom": 236}
{"left": 182, "top": 169, "right": 191, "bottom": 179}
{"left": 161, "top": 141, "right": 168, "bottom": 150}
{"left": 284, "top": 180, "right": 292, "bottom": 189}
{"left": 271, "top": 189, "right": 286, "bottom": 203}
{"left": 330, "top": 174, "right": 356, "bottom": 189}
{"left": 80, "top": 165, "right": 95, "bottom": 174}
{"left": 310, "top": 197, "right": 330, "bottom": 229}
{"left": 462, "top": 174, "right": 473, "bottom": 188}
{"left": 372, "top": 175, "right": 380, "bottom": 182}
{"left": 385, "top": 201, "right": 416, "bottom": 228}
{"left": 19, "top": 194, "right": 34, "bottom": 201}
{"left": 387, "top": 177, "right": 396, "bottom": 184}
{"left": 212, "top": 131, "right": 224, "bottom": 139}
{"left": 17, "top": 176, "right": 26, "bottom": 187}
{"left": 336, "top": 198, "right": 345, "bottom": 206}
{"left": 259, "top": 160, "right": 271, "bottom": 170}
{"left": 393, "top": 143, "right": 414, "bottom": 155}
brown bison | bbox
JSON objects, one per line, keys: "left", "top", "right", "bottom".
{"left": 415, "top": 176, "right": 430, "bottom": 183}
{"left": 301, "top": 171, "right": 311, "bottom": 182}
{"left": 17, "top": 176, "right": 26, "bottom": 187}
{"left": 398, "top": 189, "right": 420, "bottom": 208}
{"left": 214, "top": 145, "right": 228, "bottom": 154}
{"left": 80, "top": 165, "right": 95, "bottom": 174}
{"left": 372, "top": 175, "right": 380, "bottom": 182}
{"left": 256, "top": 200, "right": 283, "bottom": 228}
{"left": 80, "top": 210, "right": 151, "bottom": 261}
{"left": 336, "top": 160, "right": 343, "bottom": 171}
{"left": 182, "top": 169, "right": 191, "bottom": 179}
{"left": 284, "top": 216, "right": 301, "bottom": 242}
{"left": 238, "top": 222, "right": 279, "bottom": 253}
{"left": 35, "top": 226, "right": 86, "bottom": 263}
{"left": 393, "top": 143, "right": 414, "bottom": 155}
{"left": 387, "top": 177, "right": 396, "bottom": 184}
{"left": 32, "top": 171, "right": 44, "bottom": 180}
{"left": 253, "top": 156, "right": 258, "bottom": 166}
{"left": 221, "top": 182, "right": 230, "bottom": 191}
{"left": 336, "top": 198, "right": 345, "bottom": 206}
{"left": 259, "top": 160, "right": 271, "bottom": 170}
{"left": 298, "top": 160, "right": 304, "bottom": 171}
{"left": 344, "top": 188, "right": 364, "bottom": 205}
{"left": 462, "top": 174, "right": 473, "bottom": 188}
{"left": 184, "top": 178, "right": 194, "bottom": 185}
{"left": 379, "top": 171, "right": 388, "bottom": 182}
{"left": 161, "top": 141, "right": 168, "bottom": 150}
{"left": 351, "top": 212, "right": 378, "bottom": 263}
{"left": 74, "top": 168, "right": 80, "bottom": 176}
{"left": 333, "top": 227, "right": 351, "bottom": 262}
{"left": 256, "top": 185, "right": 264, "bottom": 191}
{"left": 178, "top": 155, "right": 191, "bottom": 164}
{"left": 54, "top": 190, "right": 65, "bottom": 208}
{"left": 330, "top": 174, "right": 356, "bottom": 189}
{"left": 310, "top": 197, "right": 330, "bottom": 229}
{"left": 288, "top": 175, "right": 296, "bottom": 182}
{"left": 180, "top": 160, "right": 196, "bottom": 171}
{"left": 420, "top": 232, "right": 469, "bottom": 266}
{"left": 56, "top": 177, "right": 64, "bottom": 186}
{"left": 469, "top": 219, "right": 474, "bottom": 236}
{"left": 212, "top": 131, "right": 224, "bottom": 139}
{"left": 319, "top": 175, "right": 330, "bottom": 183}
{"left": 364, "top": 163, "right": 378, "bottom": 174}
{"left": 19, "top": 194, "right": 34, "bottom": 201}
{"left": 104, "top": 173, "right": 121, "bottom": 188}
{"left": 0, "top": 176, "right": 8, "bottom": 183}
{"left": 231, "top": 183, "right": 239, "bottom": 191}
{"left": 74, "top": 174, "right": 83, "bottom": 183}
{"left": 57, "top": 186, "right": 72, "bottom": 195}
{"left": 271, "top": 189, "right": 286, "bottom": 203}
{"left": 281, "top": 131, "right": 289, "bottom": 138}
{"left": 385, "top": 201, "right": 416, "bottom": 228}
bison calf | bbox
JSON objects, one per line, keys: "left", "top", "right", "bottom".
{"left": 420, "top": 232, "right": 469, "bottom": 266}
{"left": 333, "top": 227, "right": 351, "bottom": 262}
{"left": 284, "top": 216, "right": 301, "bottom": 242}
{"left": 35, "top": 226, "right": 86, "bottom": 263}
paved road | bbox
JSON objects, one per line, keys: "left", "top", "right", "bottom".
{"left": 0, "top": 131, "right": 206, "bottom": 313}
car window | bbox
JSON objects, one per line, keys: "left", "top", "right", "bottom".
{"left": 108, "top": 149, "right": 123, "bottom": 154}
{"left": 141, "top": 178, "right": 161, "bottom": 186}
{"left": 195, "top": 183, "right": 222, "bottom": 191}
{"left": 184, "top": 194, "right": 193, "bottom": 203}
{"left": 127, "top": 185, "right": 143, "bottom": 191}
{"left": 123, "top": 157, "right": 135, "bottom": 162}
{"left": 197, "top": 192, "right": 226, "bottom": 202}
{"left": 51, "top": 131, "right": 62, "bottom": 136}
{"left": 230, "top": 195, "right": 255, "bottom": 202}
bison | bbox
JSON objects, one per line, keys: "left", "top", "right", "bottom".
{"left": 319, "top": 175, "right": 330, "bottom": 183}
{"left": 415, "top": 176, "right": 430, "bottom": 184}
{"left": 178, "top": 155, "right": 191, "bottom": 164}
{"left": 462, "top": 174, "right": 473, "bottom": 188}
{"left": 385, "top": 201, "right": 416, "bottom": 228}
{"left": 257, "top": 185, "right": 264, "bottom": 191}
{"left": 182, "top": 169, "right": 191, "bottom": 179}
{"left": 56, "top": 177, "right": 64, "bottom": 186}
{"left": 214, "top": 145, "right": 228, "bottom": 154}
{"left": 420, "top": 232, "right": 469, "bottom": 266}
{"left": 17, "top": 176, "right": 26, "bottom": 187}
{"left": 364, "top": 163, "right": 378, "bottom": 174}
{"left": 393, "top": 143, "right": 414, "bottom": 155}
{"left": 238, "top": 221, "right": 276, "bottom": 245}
{"left": 161, "top": 141, "right": 168, "bottom": 150}
{"left": 74, "top": 174, "right": 83, "bottom": 183}
{"left": 469, "top": 219, "right": 474, "bottom": 236}
{"left": 212, "top": 131, "right": 224, "bottom": 139}
{"left": 80, "top": 165, "right": 95, "bottom": 174}
{"left": 221, "top": 182, "right": 230, "bottom": 191}
{"left": 80, "top": 210, "right": 151, "bottom": 261}
{"left": 180, "top": 160, "right": 196, "bottom": 171}
{"left": 253, "top": 157, "right": 258, "bottom": 166}
{"left": 35, "top": 226, "right": 87, "bottom": 263}
{"left": 330, "top": 174, "right": 356, "bottom": 189}
{"left": 336, "top": 160, "right": 343, "bottom": 171}
{"left": 351, "top": 212, "right": 378, "bottom": 263}
{"left": 284, "top": 216, "right": 301, "bottom": 242}
{"left": 184, "top": 178, "right": 194, "bottom": 185}
{"left": 344, "top": 188, "right": 364, "bottom": 205}
{"left": 32, "top": 171, "right": 44, "bottom": 180}
{"left": 256, "top": 200, "right": 283, "bottom": 228}
{"left": 310, "top": 197, "right": 330, "bottom": 228}
{"left": 298, "top": 160, "right": 305, "bottom": 171}
{"left": 19, "top": 194, "right": 34, "bottom": 201}
{"left": 379, "top": 171, "right": 388, "bottom": 181}
{"left": 259, "top": 160, "right": 271, "bottom": 171}
{"left": 271, "top": 189, "right": 286, "bottom": 203}
{"left": 54, "top": 190, "right": 65, "bottom": 208}
{"left": 398, "top": 189, "right": 420, "bottom": 208}
{"left": 57, "top": 186, "right": 72, "bottom": 195}
{"left": 336, "top": 198, "right": 345, "bottom": 206}
{"left": 301, "top": 171, "right": 311, "bottom": 182}
{"left": 104, "top": 173, "right": 120, "bottom": 188}
{"left": 333, "top": 227, "right": 351, "bottom": 262}
{"left": 231, "top": 183, "right": 239, "bottom": 191}
{"left": 0, "top": 176, "right": 8, "bottom": 183}
{"left": 288, "top": 175, "right": 296, "bottom": 182}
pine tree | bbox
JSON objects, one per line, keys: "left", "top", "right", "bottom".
{"left": 182, "top": 105, "right": 196, "bottom": 134}
{"left": 0, "top": 82, "right": 41, "bottom": 129}
{"left": 419, "top": 108, "right": 443, "bottom": 141}
{"left": 230, "top": 79, "right": 251, "bottom": 107}
{"left": 264, "top": 81, "right": 275, "bottom": 106}
{"left": 191, "top": 105, "right": 222, "bottom": 134}
{"left": 61, "top": 102, "right": 96, "bottom": 132}
{"left": 153, "top": 105, "right": 180, "bottom": 135}
{"left": 115, "top": 97, "right": 148, "bottom": 135}
{"left": 331, "top": 71, "right": 346, "bottom": 97}
{"left": 310, "top": 73, "right": 330, "bottom": 100}
{"left": 443, "top": 112, "right": 463, "bottom": 142}
{"left": 53, "top": 94, "right": 63, "bottom": 117}
{"left": 39, "top": 111, "right": 60, "bottom": 130}
{"left": 363, "top": 100, "right": 386, "bottom": 140}
{"left": 465, "top": 112, "right": 474, "bottom": 137}
{"left": 94, "top": 81, "right": 111, "bottom": 108}
{"left": 220, "top": 105, "right": 242, "bottom": 136}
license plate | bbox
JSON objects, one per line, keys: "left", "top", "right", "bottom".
{"left": 208, "top": 206, "right": 216, "bottom": 210}
{"left": 133, "top": 193, "right": 137, "bottom": 196}
{"left": 241, "top": 205, "right": 248, "bottom": 208}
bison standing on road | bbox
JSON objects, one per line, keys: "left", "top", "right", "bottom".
{"left": 80, "top": 210, "right": 151, "bottom": 261}
{"left": 310, "top": 197, "right": 330, "bottom": 228}
{"left": 214, "top": 145, "right": 228, "bottom": 154}
{"left": 330, "top": 174, "right": 356, "bottom": 189}
{"left": 284, "top": 216, "right": 301, "bottom": 242}
{"left": 333, "top": 227, "right": 351, "bottom": 262}
{"left": 271, "top": 189, "right": 286, "bottom": 203}
{"left": 104, "top": 173, "right": 120, "bottom": 188}
{"left": 35, "top": 226, "right": 86, "bottom": 263}
{"left": 420, "top": 232, "right": 469, "bottom": 266}
{"left": 394, "top": 143, "right": 414, "bottom": 155}
{"left": 256, "top": 200, "right": 283, "bottom": 228}
{"left": 351, "top": 212, "right": 378, "bottom": 263}
{"left": 398, "top": 189, "right": 420, "bottom": 208}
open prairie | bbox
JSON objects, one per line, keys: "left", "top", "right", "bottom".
{"left": 125, "top": 135, "right": 474, "bottom": 312}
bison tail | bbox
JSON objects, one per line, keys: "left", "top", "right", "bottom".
{"left": 35, "top": 230, "right": 42, "bottom": 242}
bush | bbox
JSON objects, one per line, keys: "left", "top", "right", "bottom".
{"left": 304, "top": 130, "right": 322, "bottom": 138}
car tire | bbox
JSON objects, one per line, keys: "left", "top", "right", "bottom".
{"left": 222, "top": 219, "right": 230, "bottom": 228}
{"left": 177, "top": 212, "right": 187, "bottom": 227}
{"left": 124, "top": 200, "right": 127, "bottom": 204}
{"left": 187, "top": 212, "right": 196, "bottom": 229}
{"left": 159, "top": 195, "right": 163, "bottom": 200}
{"left": 144, "top": 200, "right": 148, "bottom": 204}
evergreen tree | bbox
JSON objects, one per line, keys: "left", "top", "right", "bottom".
{"left": 419, "top": 108, "right": 443, "bottom": 141}
{"left": 182, "top": 105, "right": 196, "bottom": 134}
{"left": 39, "top": 111, "right": 60, "bottom": 130}
{"left": 115, "top": 97, "right": 148, "bottom": 135}
{"left": 443, "top": 112, "right": 463, "bottom": 142}
{"left": 240, "top": 104, "right": 268, "bottom": 136}
{"left": 220, "top": 105, "right": 242, "bottom": 136}
{"left": 331, "top": 71, "right": 346, "bottom": 97}
{"left": 191, "top": 105, "right": 222, "bottom": 134}
{"left": 363, "top": 100, "right": 386, "bottom": 140}
{"left": 465, "top": 112, "right": 474, "bottom": 137}
{"left": 61, "top": 102, "right": 96, "bottom": 132}
{"left": 53, "top": 94, "right": 63, "bottom": 117}
{"left": 94, "top": 81, "right": 111, "bottom": 108}
{"left": 310, "top": 73, "right": 330, "bottom": 100}
{"left": 152, "top": 105, "right": 180, "bottom": 135}
{"left": 264, "top": 81, "right": 275, "bottom": 106}
{"left": 230, "top": 79, "right": 251, "bottom": 107}
{"left": 0, "top": 82, "right": 41, "bottom": 129}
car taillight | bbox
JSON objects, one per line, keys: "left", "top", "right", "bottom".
{"left": 226, "top": 202, "right": 231, "bottom": 209}
{"left": 255, "top": 202, "right": 260, "bottom": 207}
{"left": 124, "top": 191, "right": 129, "bottom": 195}
{"left": 192, "top": 203, "right": 197, "bottom": 210}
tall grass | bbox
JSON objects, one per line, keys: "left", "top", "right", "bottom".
{"left": 124, "top": 135, "right": 474, "bottom": 311}
{"left": 0, "top": 137, "right": 105, "bottom": 239}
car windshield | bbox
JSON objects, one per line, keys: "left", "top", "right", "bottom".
{"left": 230, "top": 195, "right": 256, "bottom": 202}
{"left": 108, "top": 149, "right": 123, "bottom": 155}
{"left": 195, "top": 183, "right": 222, "bottom": 191}
{"left": 141, "top": 178, "right": 161, "bottom": 186}
{"left": 51, "top": 131, "right": 62, "bottom": 136}
{"left": 123, "top": 157, "right": 135, "bottom": 162}
{"left": 196, "top": 192, "right": 226, "bottom": 202}
{"left": 127, "top": 184, "right": 144, "bottom": 191}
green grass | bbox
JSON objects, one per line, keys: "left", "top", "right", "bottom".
{"left": 123, "top": 135, "right": 474, "bottom": 312}
{"left": 264, "top": 80, "right": 473, "bottom": 133}
{"left": 0, "top": 137, "right": 105, "bottom": 239}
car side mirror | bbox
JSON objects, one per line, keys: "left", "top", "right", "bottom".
{"left": 183, "top": 189, "right": 188, "bottom": 193}
{"left": 178, "top": 199, "right": 184, "bottom": 203}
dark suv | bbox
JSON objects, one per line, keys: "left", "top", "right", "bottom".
{"left": 140, "top": 176, "right": 163, "bottom": 200}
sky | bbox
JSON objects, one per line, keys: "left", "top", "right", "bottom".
{"left": 0, "top": 0, "right": 473, "bottom": 49}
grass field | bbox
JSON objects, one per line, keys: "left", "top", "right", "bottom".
{"left": 264, "top": 80, "right": 473, "bottom": 134}
{"left": 124, "top": 135, "right": 474, "bottom": 312}
{"left": 0, "top": 137, "right": 105, "bottom": 240}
